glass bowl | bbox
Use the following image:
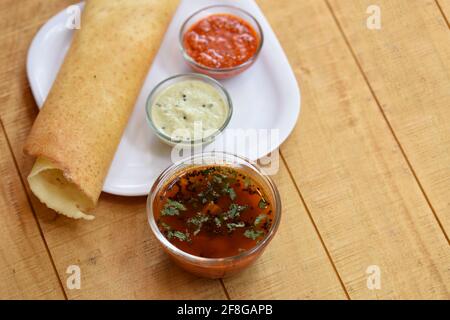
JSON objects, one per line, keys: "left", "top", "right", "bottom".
{"left": 179, "top": 5, "right": 264, "bottom": 79}
{"left": 146, "top": 73, "right": 233, "bottom": 147}
{"left": 146, "top": 152, "right": 281, "bottom": 279}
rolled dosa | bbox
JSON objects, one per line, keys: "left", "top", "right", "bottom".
{"left": 24, "top": 0, "right": 179, "bottom": 220}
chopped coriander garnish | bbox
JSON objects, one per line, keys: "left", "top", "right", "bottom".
{"left": 223, "top": 203, "right": 248, "bottom": 221}
{"left": 160, "top": 222, "right": 172, "bottom": 231}
{"left": 188, "top": 213, "right": 209, "bottom": 236}
{"left": 228, "top": 188, "right": 237, "bottom": 200}
{"left": 244, "top": 177, "right": 252, "bottom": 188}
{"left": 167, "top": 230, "right": 190, "bottom": 242}
{"left": 244, "top": 229, "right": 265, "bottom": 240}
{"left": 213, "top": 174, "right": 226, "bottom": 184}
{"left": 198, "top": 181, "right": 220, "bottom": 203}
{"left": 167, "top": 199, "right": 187, "bottom": 211}
{"left": 227, "top": 222, "right": 245, "bottom": 232}
{"left": 159, "top": 221, "right": 190, "bottom": 242}
{"left": 188, "top": 213, "right": 209, "bottom": 226}
{"left": 258, "top": 198, "right": 268, "bottom": 209}
{"left": 201, "top": 168, "right": 215, "bottom": 175}
{"left": 161, "top": 206, "right": 179, "bottom": 216}
{"left": 222, "top": 183, "right": 237, "bottom": 200}
{"left": 254, "top": 214, "right": 267, "bottom": 226}
{"left": 161, "top": 199, "right": 187, "bottom": 216}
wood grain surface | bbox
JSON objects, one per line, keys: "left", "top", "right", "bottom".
{"left": 0, "top": 0, "right": 449, "bottom": 299}
{"left": 223, "top": 160, "right": 347, "bottom": 300}
{"left": 0, "top": 124, "right": 64, "bottom": 299}
{"left": 328, "top": 0, "right": 450, "bottom": 236}
{"left": 261, "top": 0, "right": 450, "bottom": 299}
{"left": 437, "top": 0, "right": 450, "bottom": 24}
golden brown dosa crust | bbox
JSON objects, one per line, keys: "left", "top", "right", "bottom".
{"left": 24, "top": 0, "right": 180, "bottom": 209}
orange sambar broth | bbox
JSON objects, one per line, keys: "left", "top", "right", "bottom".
{"left": 153, "top": 166, "right": 274, "bottom": 258}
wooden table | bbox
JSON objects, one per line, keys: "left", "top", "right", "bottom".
{"left": 1, "top": 0, "right": 449, "bottom": 300}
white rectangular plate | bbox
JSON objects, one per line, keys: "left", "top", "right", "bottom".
{"left": 27, "top": 0, "right": 301, "bottom": 196}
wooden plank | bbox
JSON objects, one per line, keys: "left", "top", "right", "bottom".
{"left": 223, "top": 159, "right": 347, "bottom": 299}
{"left": 437, "top": 0, "right": 450, "bottom": 25}
{"left": 31, "top": 195, "right": 228, "bottom": 299}
{"left": 0, "top": 0, "right": 226, "bottom": 299}
{"left": 258, "top": 0, "right": 450, "bottom": 299}
{"left": 0, "top": 124, "right": 65, "bottom": 299}
{"left": 328, "top": 0, "right": 450, "bottom": 241}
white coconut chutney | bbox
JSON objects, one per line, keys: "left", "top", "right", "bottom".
{"left": 151, "top": 80, "right": 229, "bottom": 143}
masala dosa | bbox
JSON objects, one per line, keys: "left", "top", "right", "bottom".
{"left": 24, "top": 0, "right": 179, "bottom": 220}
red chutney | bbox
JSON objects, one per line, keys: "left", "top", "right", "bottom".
{"left": 153, "top": 166, "right": 274, "bottom": 259}
{"left": 183, "top": 14, "right": 260, "bottom": 69}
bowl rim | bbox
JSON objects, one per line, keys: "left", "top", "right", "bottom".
{"left": 179, "top": 4, "right": 265, "bottom": 74}
{"left": 145, "top": 73, "right": 233, "bottom": 146}
{"left": 146, "top": 152, "right": 282, "bottom": 265}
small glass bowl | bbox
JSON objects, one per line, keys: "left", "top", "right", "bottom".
{"left": 146, "top": 73, "right": 233, "bottom": 147}
{"left": 147, "top": 152, "right": 282, "bottom": 279}
{"left": 179, "top": 5, "right": 264, "bottom": 79}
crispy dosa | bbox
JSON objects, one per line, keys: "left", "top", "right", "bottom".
{"left": 24, "top": 0, "right": 179, "bottom": 220}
